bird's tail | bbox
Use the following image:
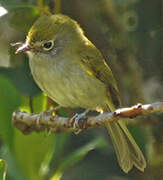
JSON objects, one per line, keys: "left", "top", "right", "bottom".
{"left": 105, "top": 120, "right": 146, "bottom": 173}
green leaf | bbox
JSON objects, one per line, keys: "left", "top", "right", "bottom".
{"left": 0, "top": 1, "right": 37, "bottom": 13}
{"left": 10, "top": 6, "right": 39, "bottom": 33}
{"left": 0, "top": 145, "right": 26, "bottom": 180}
{"left": 13, "top": 93, "right": 55, "bottom": 180}
{"left": 0, "top": 75, "right": 20, "bottom": 147}
{"left": 13, "top": 131, "right": 55, "bottom": 180}
{"left": 49, "top": 133, "right": 70, "bottom": 171}
{"left": 0, "top": 61, "right": 41, "bottom": 97}
{"left": 0, "top": 159, "right": 7, "bottom": 180}
{"left": 50, "top": 137, "right": 107, "bottom": 180}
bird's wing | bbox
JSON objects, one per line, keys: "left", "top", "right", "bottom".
{"left": 78, "top": 43, "right": 121, "bottom": 109}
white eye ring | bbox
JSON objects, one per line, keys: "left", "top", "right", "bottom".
{"left": 42, "top": 40, "right": 54, "bottom": 51}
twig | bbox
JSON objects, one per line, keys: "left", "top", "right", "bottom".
{"left": 54, "top": 0, "right": 61, "bottom": 14}
{"left": 12, "top": 102, "right": 163, "bottom": 134}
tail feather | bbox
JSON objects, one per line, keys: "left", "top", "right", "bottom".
{"left": 105, "top": 120, "right": 146, "bottom": 173}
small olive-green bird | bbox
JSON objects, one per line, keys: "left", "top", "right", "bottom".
{"left": 15, "top": 14, "right": 146, "bottom": 173}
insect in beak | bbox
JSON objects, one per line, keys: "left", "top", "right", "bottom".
{"left": 11, "top": 42, "right": 32, "bottom": 54}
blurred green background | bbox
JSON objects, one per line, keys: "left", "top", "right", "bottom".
{"left": 0, "top": 0, "right": 162, "bottom": 180}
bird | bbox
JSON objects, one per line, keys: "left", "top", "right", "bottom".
{"left": 15, "top": 14, "right": 146, "bottom": 173}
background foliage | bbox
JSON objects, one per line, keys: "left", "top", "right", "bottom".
{"left": 0, "top": 0, "right": 162, "bottom": 180}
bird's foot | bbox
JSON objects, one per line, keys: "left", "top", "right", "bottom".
{"left": 71, "top": 110, "right": 89, "bottom": 134}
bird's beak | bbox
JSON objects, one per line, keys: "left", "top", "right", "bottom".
{"left": 11, "top": 42, "right": 32, "bottom": 54}
{"left": 15, "top": 43, "right": 31, "bottom": 54}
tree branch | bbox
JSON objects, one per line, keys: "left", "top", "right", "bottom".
{"left": 12, "top": 102, "right": 163, "bottom": 134}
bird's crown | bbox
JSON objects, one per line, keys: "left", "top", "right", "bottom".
{"left": 27, "top": 14, "right": 83, "bottom": 43}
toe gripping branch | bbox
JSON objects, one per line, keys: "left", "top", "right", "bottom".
{"left": 12, "top": 102, "right": 163, "bottom": 134}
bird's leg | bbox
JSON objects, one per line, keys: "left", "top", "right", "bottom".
{"left": 71, "top": 109, "right": 90, "bottom": 134}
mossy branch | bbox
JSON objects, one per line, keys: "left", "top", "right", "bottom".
{"left": 12, "top": 102, "right": 163, "bottom": 134}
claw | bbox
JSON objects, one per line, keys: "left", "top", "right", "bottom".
{"left": 71, "top": 111, "right": 89, "bottom": 134}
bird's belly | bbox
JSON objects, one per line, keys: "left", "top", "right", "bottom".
{"left": 29, "top": 59, "right": 108, "bottom": 109}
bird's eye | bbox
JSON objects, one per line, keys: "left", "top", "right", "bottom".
{"left": 42, "top": 40, "right": 54, "bottom": 51}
